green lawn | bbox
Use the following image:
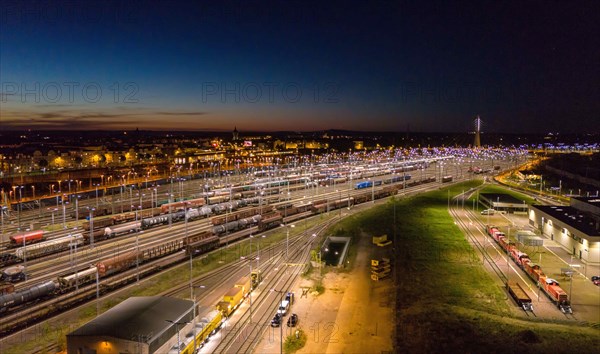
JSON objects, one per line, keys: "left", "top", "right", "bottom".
{"left": 477, "top": 184, "right": 537, "bottom": 206}
{"left": 322, "top": 181, "right": 599, "bottom": 353}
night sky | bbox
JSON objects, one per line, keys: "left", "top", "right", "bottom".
{"left": 1, "top": 1, "right": 598, "bottom": 133}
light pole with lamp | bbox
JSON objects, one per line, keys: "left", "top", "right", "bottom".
{"left": 165, "top": 320, "right": 189, "bottom": 354}
{"left": 0, "top": 206, "right": 5, "bottom": 243}
{"left": 271, "top": 288, "right": 286, "bottom": 354}
{"left": 21, "top": 227, "right": 29, "bottom": 281}
{"left": 69, "top": 231, "right": 79, "bottom": 290}
{"left": 62, "top": 198, "right": 67, "bottom": 229}
{"left": 95, "top": 266, "right": 100, "bottom": 317}
{"left": 281, "top": 224, "right": 295, "bottom": 261}
{"left": 95, "top": 184, "right": 99, "bottom": 208}
{"left": 253, "top": 234, "right": 265, "bottom": 270}
{"left": 88, "top": 207, "right": 95, "bottom": 247}
{"left": 17, "top": 186, "right": 24, "bottom": 231}
{"left": 191, "top": 284, "right": 206, "bottom": 352}
{"left": 135, "top": 206, "right": 142, "bottom": 282}
{"left": 241, "top": 256, "right": 255, "bottom": 321}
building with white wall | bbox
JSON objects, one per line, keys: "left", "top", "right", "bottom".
{"left": 528, "top": 197, "right": 600, "bottom": 266}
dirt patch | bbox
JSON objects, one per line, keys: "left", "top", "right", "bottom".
{"left": 298, "top": 232, "right": 394, "bottom": 353}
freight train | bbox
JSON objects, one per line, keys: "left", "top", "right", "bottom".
{"left": 160, "top": 197, "right": 206, "bottom": 213}
{"left": 94, "top": 197, "right": 262, "bottom": 241}
{"left": 0, "top": 196, "right": 263, "bottom": 267}
{"left": 178, "top": 308, "right": 223, "bottom": 353}
{"left": 354, "top": 175, "right": 412, "bottom": 189}
{"left": 82, "top": 208, "right": 163, "bottom": 231}
{"left": 71, "top": 199, "right": 155, "bottom": 219}
{"left": 0, "top": 226, "right": 243, "bottom": 313}
{"left": 0, "top": 175, "right": 439, "bottom": 313}
{"left": 212, "top": 215, "right": 262, "bottom": 235}
{"left": 486, "top": 225, "right": 572, "bottom": 314}
{"left": 0, "top": 238, "right": 190, "bottom": 313}
{"left": 177, "top": 272, "right": 263, "bottom": 353}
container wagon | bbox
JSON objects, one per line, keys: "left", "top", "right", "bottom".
{"left": 9, "top": 230, "right": 45, "bottom": 247}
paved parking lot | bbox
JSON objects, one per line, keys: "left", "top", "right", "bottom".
{"left": 254, "top": 231, "right": 394, "bottom": 353}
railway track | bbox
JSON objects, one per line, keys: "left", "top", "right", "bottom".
{"left": 0, "top": 158, "right": 519, "bottom": 350}
{"left": 449, "top": 199, "right": 508, "bottom": 284}
{"left": 211, "top": 219, "right": 334, "bottom": 354}
{"left": 449, "top": 189, "right": 577, "bottom": 318}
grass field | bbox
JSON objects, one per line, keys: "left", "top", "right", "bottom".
{"left": 477, "top": 184, "right": 538, "bottom": 206}
{"left": 322, "top": 181, "right": 599, "bottom": 353}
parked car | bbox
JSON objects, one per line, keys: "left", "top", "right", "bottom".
{"left": 592, "top": 275, "right": 600, "bottom": 286}
{"left": 481, "top": 209, "right": 495, "bottom": 215}
{"left": 271, "top": 313, "right": 282, "bottom": 327}
{"left": 287, "top": 313, "right": 298, "bottom": 327}
{"left": 285, "top": 292, "right": 295, "bottom": 305}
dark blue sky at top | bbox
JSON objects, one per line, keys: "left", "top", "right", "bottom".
{"left": 0, "top": 0, "right": 598, "bottom": 133}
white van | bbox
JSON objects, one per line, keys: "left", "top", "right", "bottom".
{"left": 481, "top": 209, "right": 495, "bottom": 215}
{"left": 277, "top": 300, "right": 290, "bottom": 315}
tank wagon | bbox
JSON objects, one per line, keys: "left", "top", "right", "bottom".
{"left": 0, "top": 281, "right": 57, "bottom": 313}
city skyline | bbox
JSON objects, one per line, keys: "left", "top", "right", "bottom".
{"left": 1, "top": 1, "right": 599, "bottom": 133}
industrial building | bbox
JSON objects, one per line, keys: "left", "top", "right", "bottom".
{"left": 66, "top": 296, "right": 193, "bottom": 354}
{"left": 528, "top": 197, "right": 600, "bottom": 266}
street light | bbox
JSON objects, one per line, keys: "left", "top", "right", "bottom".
{"left": 135, "top": 207, "right": 142, "bottom": 282}
{"left": 249, "top": 234, "right": 266, "bottom": 270}
{"left": 17, "top": 186, "right": 24, "bottom": 231}
{"left": 69, "top": 230, "right": 79, "bottom": 290}
{"left": 191, "top": 284, "right": 206, "bottom": 352}
{"left": 0, "top": 206, "right": 5, "bottom": 243}
{"left": 281, "top": 224, "right": 295, "bottom": 261}
{"left": 62, "top": 198, "right": 67, "bottom": 229}
{"left": 95, "top": 184, "right": 99, "bottom": 208}
{"left": 271, "top": 288, "right": 286, "bottom": 354}
{"left": 241, "top": 256, "right": 255, "bottom": 321}
{"left": 88, "top": 207, "right": 96, "bottom": 247}
{"left": 165, "top": 320, "right": 189, "bottom": 354}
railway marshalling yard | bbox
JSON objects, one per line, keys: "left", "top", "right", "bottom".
{"left": 2, "top": 168, "right": 599, "bottom": 353}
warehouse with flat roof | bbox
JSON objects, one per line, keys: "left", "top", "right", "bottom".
{"left": 67, "top": 296, "right": 193, "bottom": 354}
{"left": 528, "top": 197, "right": 600, "bottom": 266}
